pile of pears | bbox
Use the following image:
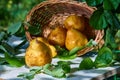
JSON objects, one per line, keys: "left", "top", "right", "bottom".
{"left": 25, "top": 15, "right": 88, "bottom": 67}
{"left": 48, "top": 15, "right": 88, "bottom": 50}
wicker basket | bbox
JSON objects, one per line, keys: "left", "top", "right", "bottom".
{"left": 24, "top": 0, "right": 104, "bottom": 56}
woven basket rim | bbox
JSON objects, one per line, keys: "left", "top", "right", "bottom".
{"left": 26, "top": 1, "right": 95, "bottom": 22}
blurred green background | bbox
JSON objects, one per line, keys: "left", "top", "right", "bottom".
{"left": 0, "top": 0, "right": 120, "bottom": 31}
{"left": 0, "top": 0, "right": 45, "bottom": 30}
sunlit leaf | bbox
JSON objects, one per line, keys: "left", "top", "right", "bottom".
{"left": 4, "top": 52, "right": 24, "bottom": 67}
{"left": 43, "top": 63, "right": 70, "bottom": 78}
{"left": 51, "top": 66, "right": 65, "bottom": 78}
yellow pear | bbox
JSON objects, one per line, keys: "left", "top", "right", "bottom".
{"left": 36, "top": 37, "right": 57, "bottom": 57}
{"left": 48, "top": 26, "right": 66, "bottom": 47}
{"left": 25, "top": 38, "right": 52, "bottom": 67}
{"left": 65, "top": 28, "right": 88, "bottom": 50}
{"left": 64, "top": 15, "right": 85, "bottom": 31}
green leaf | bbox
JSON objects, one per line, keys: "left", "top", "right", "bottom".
{"left": 30, "top": 66, "right": 42, "bottom": 72}
{"left": 85, "top": 0, "right": 103, "bottom": 6}
{"left": 43, "top": 63, "right": 70, "bottom": 78}
{"left": 105, "top": 28, "right": 118, "bottom": 49}
{"left": 94, "top": 47, "right": 113, "bottom": 68}
{"left": 18, "top": 72, "right": 35, "bottom": 80}
{"left": 24, "top": 22, "right": 41, "bottom": 35}
{"left": 79, "top": 57, "right": 94, "bottom": 70}
{"left": 69, "top": 47, "right": 81, "bottom": 56}
{"left": 7, "top": 22, "right": 22, "bottom": 35}
{"left": 43, "top": 64, "right": 65, "bottom": 78}
{"left": 57, "top": 39, "right": 96, "bottom": 60}
{"left": 103, "top": 0, "right": 120, "bottom": 10}
{"left": 15, "top": 24, "right": 25, "bottom": 37}
{"left": 4, "top": 52, "right": 24, "bottom": 67}
{"left": 27, "top": 26, "right": 41, "bottom": 35}
{"left": 111, "top": 15, "right": 120, "bottom": 29}
{"left": 0, "top": 57, "right": 6, "bottom": 64}
{"left": 58, "top": 54, "right": 77, "bottom": 60}
{"left": 43, "top": 64, "right": 53, "bottom": 75}
{"left": 18, "top": 66, "right": 42, "bottom": 80}
{"left": 0, "top": 45, "right": 7, "bottom": 52}
{"left": 18, "top": 62, "right": 70, "bottom": 79}
{"left": 51, "top": 66, "right": 66, "bottom": 78}
{"left": 57, "top": 61, "right": 71, "bottom": 73}
{"left": 104, "top": 11, "right": 120, "bottom": 29}
{"left": 2, "top": 42, "right": 16, "bottom": 54}
{"left": 90, "top": 8, "right": 108, "bottom": 29}
{"left": 0, "top": 32, "right": 6, "bottom": 41}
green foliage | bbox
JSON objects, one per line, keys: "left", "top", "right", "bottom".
{"left": 0, "top": 40, "right": 25, "bottom": 67}
{"left": 24, "top": 22, "right": 41, "bottom": 35}
{"left": 0, "top": 0, "right": 45, "bottom": 28}
{"left": 0, "top": 57, "right": 6, "bottom": 64}
{"left": 115, "top": 30, "right": 120, "bottom": 44}
{"left": 85, "top": 0, "right": 120, "bottom": 67}
{"left": 56, "top": 39, "right": 96, "bottom": 60}
{"left": 0, "top": 0, "right": 44, "bottom": 67}
{"left": 79, "top": 57, "right": 94, "bottom": 70}
{"left": 0, "top": 29, "right": 26, "bottom": 67}
{"left": 94, "top": 47, "right": 113, "bottom": 68}
{"left": 103, "top": 0, "right": 120, "bottom": 10}
{"left": 1, "top": 42, "right": 16, "bottom": 54}
{"left": 104, "top": 11, "right": 120, "bottom": 29}
{"left": 86, "top": 0, "right": 120, "bottom": 30}
{"left": 18, "top": 66, "right": 42, "bottom": 80}
{"left": 18, "top": 61, "right": 71, "bottom": 79}
{"left": 90, "top": 8, "right": 108, "bottom": 29}
{"left": 105, "top": 28, "right": 118, "bottom": 49}
{"left": 0, "top": 32, "right": 6, "bottom": 41}
{"left": 79, "top": 47, "right": 113, "bottom": 69}
{"left": 85, "top": 0, "right": 103, "bottom": 6}
{"left": 4, "top": 52, "right": 25, "bottom": 67}
{"left": 8, "top": 22, "right": 22, "bottom": 35}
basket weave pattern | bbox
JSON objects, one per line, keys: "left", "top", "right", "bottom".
{"left": 25, "top": 0, "right": 104, "bottom": 56}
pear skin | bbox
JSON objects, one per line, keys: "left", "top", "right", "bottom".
{"left": 65, "top": 28, "right": 88, "bottom": 50}
{"left": 25, "top": 39, "right": 52, "bottom": 67}
{"left": 36, "top": 37, "right": 57, "bottom": 57}
{"left": 64, "top": 15, "right": 85, "bottom": 31}
{"left": 48, "top": 27, "right": 67, "bottom": 47}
